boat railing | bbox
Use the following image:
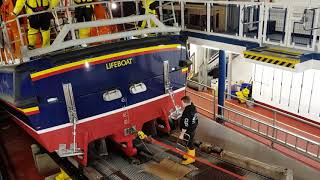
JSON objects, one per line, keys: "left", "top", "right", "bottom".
{"left": 0, "top": 0, "right": 180, "bottom": 65}
{"left": 2, "top": 0, "right": 320, "bottom": 65}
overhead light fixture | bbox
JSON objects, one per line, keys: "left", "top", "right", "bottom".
{"left": 111, "top": 2, "right": 117, "bottom": 9}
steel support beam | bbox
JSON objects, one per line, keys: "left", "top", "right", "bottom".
{"left": 227, "top": 53, "right": 232, "bottom": 100}
{"left": 217, "top": 50, "right": 226, "bottom": 123}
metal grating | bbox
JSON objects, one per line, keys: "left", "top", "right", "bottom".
{"left": 103, "top": 155, "right": 131, "bottom": 170}
{"left": 92, "top": 160, "right": 115, "bottom": 176}
{"left": 192, "top": 167, "right": 238, "bottom": 180}
{"left": 121, "top": 165, "right": 160, "bottom": 180}
{"left": 108, "top": 174, "right": 124, "bottom": 180}
{"left": 94, "top": 154, "right": 163, "bottom": 180}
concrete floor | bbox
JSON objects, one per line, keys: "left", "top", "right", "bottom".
{"left": 195, "top": 115, "right": 320, "bottom": 180}
{"left": 0, "top": 117, "right": 44, "bottom": 180}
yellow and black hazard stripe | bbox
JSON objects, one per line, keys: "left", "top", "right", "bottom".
{"left": 243, "top": 50, "right": 301, "bottom": 69}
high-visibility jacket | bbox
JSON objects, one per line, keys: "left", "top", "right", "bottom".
{"left": 13, "top": 0, "right": 59, "bottom": 15}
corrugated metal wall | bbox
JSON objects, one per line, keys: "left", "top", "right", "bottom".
{"left": 252, "top": 64, "right": 320, "bottom": 122}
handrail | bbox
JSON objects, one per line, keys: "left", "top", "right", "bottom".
{"left": 185, "top": 80, "right": 320, "bottom": 161}
{"left": 302, "top": 8, "right": 320, "bottom": 31}
{"left": 1, "top": 0, "right": 180, "bottom": 61}
{"left": 2, "top": 0, "right": 320, "bottom": 63}
{"left": 157, "top": 0, "right": 263, "bottom": 6}
{"left": 187, "top": 79, "right": 214, "bottom": 90}
{"left": 187, "top": 89, "right": 213, "bottom": 102}
{"left": 241, "top": 5, "right": 262, "bottom": 25}
{"left": 225, "top": 92, "right": 320, "bottom": 129}
{"left": 208, "top": 52, "right": 219, "bottom": 64}
{"left": 220, "top": 105, "right": 320, "bottom": 146}
{"left": 218, "top": 104, "right": 320, "bottom": 161}
{"left": 186, "top": 79, "right": 216, "bottom": 119}
{"left": 26, "top": 15, "right": 180, "bottom": 57}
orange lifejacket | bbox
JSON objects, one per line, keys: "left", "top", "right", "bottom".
{"left": 90, "top": 4, "right": 118, "bottom": 42}
{"left": 1, "top": 0, "right": 24, "bottom": 60}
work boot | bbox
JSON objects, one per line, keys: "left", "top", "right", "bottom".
{"left": 182, "top": 149, "right": 195, "bottom": 165}
{"left": 27, "top": 26, "right": 39, "bottom": 49}
{"left": 40, "top": 30, "right": 51, "bottom": 47}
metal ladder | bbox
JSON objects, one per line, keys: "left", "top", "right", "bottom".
{"left": 158, "top": 1, "right": 177, "bottom": 26}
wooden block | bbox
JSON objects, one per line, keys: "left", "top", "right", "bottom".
{"left": 144, "top": 158, "right": 193, "bottom": 180}
{"left": 35, "top": 153, "right": 60, "bottom": 176}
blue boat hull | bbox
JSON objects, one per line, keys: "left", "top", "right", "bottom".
{"left": 0, "top": 35, "right": 188, "bottom": 165}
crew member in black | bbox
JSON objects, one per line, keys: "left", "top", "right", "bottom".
{"left": 179, "top": 95, "right": 198, "bottom": 165}
{"left": 74, "top": 0, "right": 93, "bottom": 39}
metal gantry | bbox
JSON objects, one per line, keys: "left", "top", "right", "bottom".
{"left": 2, "top": 0, "right": 320, "bottom": 65}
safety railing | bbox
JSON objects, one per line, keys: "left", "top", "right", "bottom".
{"left": 2, "top": 0, "right": 320, "bottom": 64}
{"left": 0, "top": 0, "right": 180, "bottom": 64}
{"left": 158, "top": 0, "right": 264, "bottom": 45}
{"left": 156, "top": 0, "right": 320, "bottom": 52}
{"left": 218, "top": 104, "right": 320, "bottom": 163}
{"left": 186, "top": 80, "right": 320, "bottom": 162}
{"left": 186, "top": 79, "right": 216, "bottom": 120}
{"left": 158, "top": 1, "right": 178, "bottom": 27}
{"left": 225, "top": 92, "right": 320, "bottom": 130}
{"left": 208, "top": 51, "right": 219, "bottom": 71}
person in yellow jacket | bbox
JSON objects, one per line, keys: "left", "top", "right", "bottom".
{"left": 140, "top": 0, "right": 157, "bottom": 29}
{"left": 13, "top": 0, "right": 59, "bottom": 49}
{"left": 74, "top": 0, "right": 93, "bottom": 39}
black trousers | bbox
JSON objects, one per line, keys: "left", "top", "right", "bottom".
{"left": 75, "top": 6, "right": 93, "bottom": 22}
{"left": 184, "top": 130, "right": 195, "bottom": 149}
{"left": 28, "top": 12, "right": 51, "bottom": 31}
